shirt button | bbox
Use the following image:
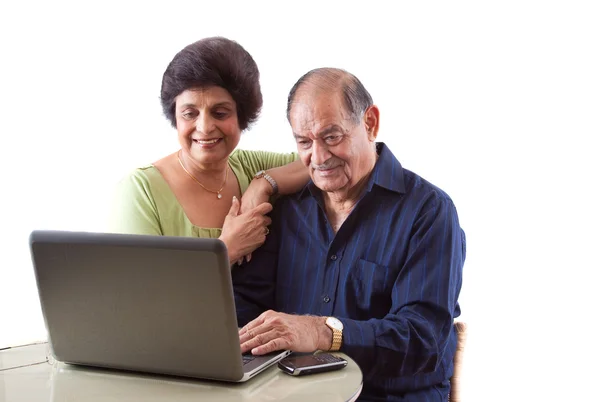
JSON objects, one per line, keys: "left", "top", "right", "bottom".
{"left": 323, "top": 296, "right": 331, "bottom": 303}
{"left": 330, "top": 254, "right": 337, "bottom": 261}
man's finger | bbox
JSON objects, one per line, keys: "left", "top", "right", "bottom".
{"left": 239, "top": 314, "right": 266, "bottom": 338}
{"left": 239, "top": 322, "right": 270, "bottom": 345}
{"left": 241, "top": 327, "right": 279, "bottom": 354}
{"left": 252, "top": 337, "right": 286, "bottom": 355}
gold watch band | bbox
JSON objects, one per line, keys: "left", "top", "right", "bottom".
{"left": 330, "top": 329, "right": 342, "bottom": 351}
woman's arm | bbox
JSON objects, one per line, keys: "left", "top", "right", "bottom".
{"left": 232, "top": 150, "right": 308, "bottom": 264}
{"left": 239, "top": 152, "right": 309, "bottom": 214}
{"left": 255, "top": 159, "right": 309, "bottom": 197}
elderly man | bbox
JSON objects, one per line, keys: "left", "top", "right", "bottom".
{"left": 232, "top": 68, "right": 466, "bottom": 401}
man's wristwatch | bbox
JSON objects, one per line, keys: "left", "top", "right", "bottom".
{"left": 254, "top": 170, "right": 279, "bottom": 195}
{"left": 325, "top": 317, "right": 344, "bottom": 351}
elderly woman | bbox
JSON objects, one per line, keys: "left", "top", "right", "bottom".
{"left": 109, "top": 37, "right": 308, "bottom": 264}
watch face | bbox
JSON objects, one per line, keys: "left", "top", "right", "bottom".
{"left": 327, "top": 317, "right": 343, "bottom": 331}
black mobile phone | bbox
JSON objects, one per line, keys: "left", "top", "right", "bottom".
{"left": 277, "top": 353, "right": 348, "bottom": 376}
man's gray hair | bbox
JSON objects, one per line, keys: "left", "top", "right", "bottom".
{"left": 286, "top": 68, "right": 373, "bottom": 124}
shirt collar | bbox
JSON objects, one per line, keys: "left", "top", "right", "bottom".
{"left": 296, "top": 142, "right": 405, "bottom": 199}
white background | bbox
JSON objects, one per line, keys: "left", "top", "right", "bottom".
{"left": 1, "top": 1, "right": 599, "bottom": 400}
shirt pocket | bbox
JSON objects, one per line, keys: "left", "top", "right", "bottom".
{"left": 345, "top": 258, "right": 392, "bottom": 319}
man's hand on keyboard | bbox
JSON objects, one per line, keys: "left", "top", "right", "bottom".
{"left": 238, "top": 310, "right": 332, "bottom": 355}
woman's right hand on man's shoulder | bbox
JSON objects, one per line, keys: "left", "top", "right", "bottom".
{"left": 219, "top": 196, "right": 272, "bottom": 265}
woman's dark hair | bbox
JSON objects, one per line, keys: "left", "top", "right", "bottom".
{"left": 160, "top": 37, "right": 262, "bottom": 130}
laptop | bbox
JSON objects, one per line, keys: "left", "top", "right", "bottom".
{"left": 29, "top": 230, "right": 291, "bottom": 382}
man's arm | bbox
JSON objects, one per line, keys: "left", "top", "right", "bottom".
{"left": 337, "top": 194, "right": 465, "bottom": 380}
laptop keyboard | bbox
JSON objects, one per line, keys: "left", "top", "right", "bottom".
{"left": 242, "top": 354, "right": 256, "bottom": 365}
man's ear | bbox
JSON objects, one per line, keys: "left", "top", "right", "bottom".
{"left": 364, "top": 105, "right": 380, "bottom": 141}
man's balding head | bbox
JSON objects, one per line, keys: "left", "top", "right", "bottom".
{"left": 286, "top": 68, "right": 373, "bottom": 125}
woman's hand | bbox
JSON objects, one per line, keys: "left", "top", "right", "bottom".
{"left": 220, "top": 196, "right": 272, "bottom": 265}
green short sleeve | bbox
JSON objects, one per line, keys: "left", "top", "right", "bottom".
{"left": 108, "top": 167, "right": 163, "bottom": 235}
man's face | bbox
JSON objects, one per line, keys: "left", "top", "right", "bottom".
{"left": 289, "top": 90, "right": 377, "bottom": 194}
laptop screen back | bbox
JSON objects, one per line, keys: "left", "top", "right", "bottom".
{"left": 30, "top": 230, "right": 245, "bottom": 381}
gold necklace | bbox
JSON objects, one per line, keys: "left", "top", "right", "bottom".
{"left": 177, "top": 151, "right": 228, "bottom": 199}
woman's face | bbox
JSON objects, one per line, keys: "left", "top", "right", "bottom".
{"left": 175, "top": 87, "right": 241, "bottom": 166}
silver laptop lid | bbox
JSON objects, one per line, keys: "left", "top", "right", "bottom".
{"left": 29, "top": 230, "right": 245, "bottom": 381}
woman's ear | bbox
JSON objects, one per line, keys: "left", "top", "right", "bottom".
{"left": 364, "top": 105, "right": 380, "bottom": 141}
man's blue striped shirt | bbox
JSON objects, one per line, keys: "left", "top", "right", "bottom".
{"left": 233, "top": 142, "right": 466, "bottom": 401}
